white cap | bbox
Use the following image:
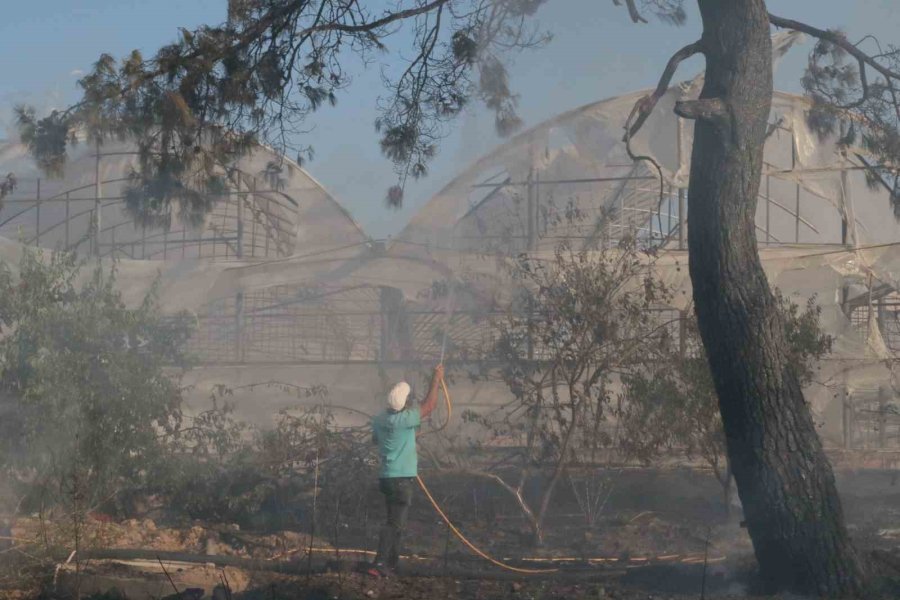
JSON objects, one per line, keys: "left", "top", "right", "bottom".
{"left": 387, "top": 381, "right": 411, "bottom": 411}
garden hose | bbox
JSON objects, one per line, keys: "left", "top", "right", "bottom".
{"left": 417, "top": 375, "right": 452, "bottom": 437}
{"left": 416, "top": 371, "right": 558, "bottom": 575}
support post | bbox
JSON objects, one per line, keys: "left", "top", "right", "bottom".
{"left": 841, "top": 388, "right": 851, "bottom": 450}
{"left": 676, "top": 115, "right": 684, "bottom": 172}
{"left": 35, "top": 178, "right": 41, "bottom": 246}
{"left": 89, "top": 210, "right": 95, "bottom": 255}
{"left": 236, "top": 174, "right": 244, "bottom": 259}
{"left": 250, "top": 177, "right": 258, "bottom": 258}
{"left": 64, "top": 192, "right": 70, "bottom": 249}
{"left": 765, "top": 175, "right": 771, "bottom": 246}
{"left": 262, "top": 178, "right": 271, "bottom": 258}
{"left": 526, "top": 167, "right": 535, "bottom": 252}
{"left": 840, "top": 166, "right": 849, "bottom": 246}
{"left": 527, "top": 295, "right": 535, "bottom": 362}
{"left": 534, "top": 168, "right": 540, "bottom": 250}
{"left": 94, "top": 142, "right": 102, "bottom": 257}
{"left": 667, "top": 185, "right": 673, "bottom": 238}
{"left": 847, "top": 392, "right": 856, "bottom": 450}
{"left": 791, "top": 130, "right": 800, "bottom": 243}
{"left": 676, "top": 115, "right": 684, "bottom": 249}
{"left": 234, "top": 291, "right": 245, "bottom": 363}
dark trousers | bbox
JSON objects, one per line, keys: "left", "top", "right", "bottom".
{"left": 374, "top": 477, "right": 414, "bottom": 569}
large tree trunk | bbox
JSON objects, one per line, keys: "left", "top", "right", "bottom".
{"left": 682, "top": 0, "right": 866, "bottom": 595}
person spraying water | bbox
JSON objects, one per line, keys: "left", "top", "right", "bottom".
{"left": 368, "top": 364, "right": 444, "bottom": 577}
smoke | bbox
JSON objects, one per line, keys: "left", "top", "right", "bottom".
{"left": 455, "top": 105, "right": 498, "bottom": 171}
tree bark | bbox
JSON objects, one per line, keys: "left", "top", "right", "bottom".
{"left": 683, "top": 1, "right": 866, "bottom": 596}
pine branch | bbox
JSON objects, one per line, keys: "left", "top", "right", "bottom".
{"left": 769, "top": 14, "right": 900, "bottom": 81}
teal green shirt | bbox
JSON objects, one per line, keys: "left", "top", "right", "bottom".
{"left": 372, "top": 407, "right": 421, "bottom": 478}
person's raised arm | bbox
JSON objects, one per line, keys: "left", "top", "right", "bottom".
{"left": 419, "top": 364, "right": 444, "bottom": 420}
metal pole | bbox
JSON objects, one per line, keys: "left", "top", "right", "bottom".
{"left": 250, "top": 177, "right": 258, "bottom": 258}
{"left": 847, "top": 392, "right": 855, "bottom": 450}
{"left": 35, "top": 178, "right": 41, "bottom": 246}
{"left": 652, "top": 187, "right": 661, "bottom": 244}
{"left": 262, "top": 178, "right": 271, "bottom": 258}
{"left": 526, "top": 295, "right": 535, "bottom": 361}
{"left": 667, "top": 185, "right": 673, "bottom": 237}
{"left": 526, "top": 167, "right": 535, "bottom": 252}
{"left": 64, "top": 192, "right": 70, "bottom": 249}
{"left": 676, "top": 116, "right": 684, "bottom": 173}
{"left": 841, "top": 388, "right": 850, "bottom": 450}
{"left": 141, "top": 223, "right": 147, "bottom": 259}
{"left": 791, "top": 130, "right": 799, "bottom": 243}
{"left": 534, "top": 168, "right": 541, "bottom": 250}
{"left": 676, "top": 115, "right": 684, "bottom": 249}
{"left": 765, "top": 175, "right": 771, "bottom": 246}
{"left": 840, "top": 165, "right": 849, "bottom": 246}
{"left": 94, "top": 142, "right": 102, "bottom": 257}
{"left": 235, "top": 291, "right": 245, "bottom": 362}
{"left": 236, "top": 174, "right": 244, "bottom": 259}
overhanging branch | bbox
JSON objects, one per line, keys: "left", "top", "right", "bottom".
{"left": 612, "top": 0, "right": 649, "bottom": 24}
{"left": 623, "top": 40, "right": 704, "bottom": 141}
{"left": 621, "top": 40, "right": 703, "bottom": 235}
{"left": 308, "top": 0, "right": 452, "bottom": 35}
{"left": 769, "top": 13, "right": 900, "bottom": 81}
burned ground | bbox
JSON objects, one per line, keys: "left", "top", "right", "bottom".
{"left": 4, "top": 466, "right": 898, "bottom": 599}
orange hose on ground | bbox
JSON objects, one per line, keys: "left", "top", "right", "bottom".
{"left": 416, "top": 371, "right": 556, "bottom": 574}
{"left": 413, "top": 373, "right": 728, "bottom": 574}
{"left": 416, "top": 474, "right": 558, "bottom": 575}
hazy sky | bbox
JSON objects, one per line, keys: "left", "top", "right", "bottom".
{"left": 1, "top": 1, "right": 898, "bottom": 238}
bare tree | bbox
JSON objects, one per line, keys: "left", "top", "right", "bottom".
{"left": 453, "top": 238, "right": 672, "bottom": 545}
